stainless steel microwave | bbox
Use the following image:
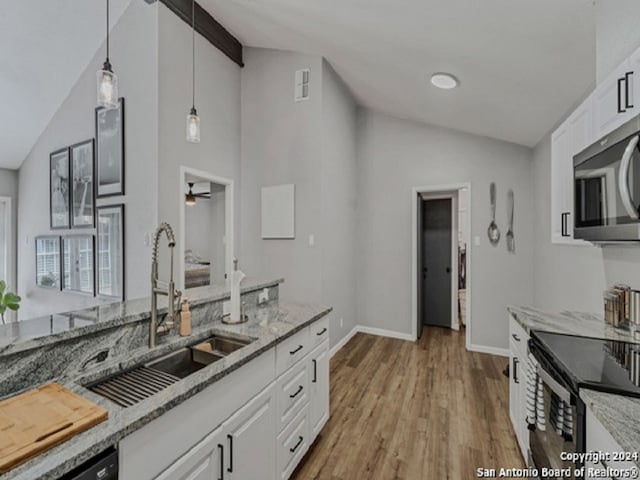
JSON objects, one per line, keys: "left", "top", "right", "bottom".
{"left": 573, "top": 114, "right": 640, "bottom": 242}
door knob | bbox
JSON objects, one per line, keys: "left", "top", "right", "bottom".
{"left": 446, "top": 267, "right": 451, "bottom": 273}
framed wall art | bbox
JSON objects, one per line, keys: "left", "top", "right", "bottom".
{"left": 96, "top": 204, "right": 125, "bottom": 300}
{"left": 50, "top": 148, "right": 71, "bottom": 229}
{"left": 96, "top": 97, "right": 125, "bottom": 198}
{"left": 70, "top": 139, "right": 95, "bottom": 228}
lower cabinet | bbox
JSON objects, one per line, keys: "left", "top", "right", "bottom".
{"left": 155, "top": 425, "right": 225, "bottom": 480}
{"left": 585, "top": 406, "right": 636, "bottom": 480}
{"left": 139, "top": 320, "right": 331, "bottom": 480}
{"left": 508, "top": 315, "right": 530, "bottom": 460}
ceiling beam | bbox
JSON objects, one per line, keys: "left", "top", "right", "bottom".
{"left": 159, "top": 0, "right": 244, "bottom": 67}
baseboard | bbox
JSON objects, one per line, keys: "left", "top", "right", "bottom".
{"left": 467, "top": 343, "right": 509, "bottom": 357}
{"left": 356, "top": 325, "right": 414, "bottom": 342}
{"left": 330, "top": 325, "right": 359, "bottom": 358}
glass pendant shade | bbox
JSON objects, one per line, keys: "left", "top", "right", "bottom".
{"left": 186, "top": 107, "right": 201, "bottom": 143}
{"left": 97, "top": 61, "right": 118, "bottom": 109}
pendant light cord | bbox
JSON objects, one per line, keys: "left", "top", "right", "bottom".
{"left": 106, "top": 0, "right": 110, "bottom": 61}
{"left": 191, "top": 0, "right": 196, "bottom": 109}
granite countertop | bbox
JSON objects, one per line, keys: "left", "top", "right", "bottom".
{"left": 0, "top": 301, "right": 331, "bottom": 480}
{"left": 507, "top": 305, "right": 640, "bottom": 344}
{"left": 580, "top": 389, "right": 640, "bottom": 463}
{"left": 0, "top": 277, "right": 283, "bottom": 356}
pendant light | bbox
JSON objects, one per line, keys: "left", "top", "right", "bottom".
{"left": 97, "top": 0, "right": 118, "bottom": 108}
{"left": 185, "top": 183, "right": 197, "bottom": 206}
{"left": 186, "top": 0, "right": 201, "bottom": 143}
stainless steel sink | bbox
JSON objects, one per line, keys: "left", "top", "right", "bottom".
{"left": 88, "top": 334, "right": 254, "bottom": 408}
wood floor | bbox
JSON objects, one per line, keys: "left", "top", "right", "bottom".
{"left": 293, "top": 327, "right": 524, "bottom": 479}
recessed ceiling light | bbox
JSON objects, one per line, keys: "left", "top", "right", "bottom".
{"left": 430, "top": 72, "right": 459, "bottom": 90}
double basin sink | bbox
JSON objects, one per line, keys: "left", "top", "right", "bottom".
{"left": 89, "top": 334, "right": 254, "bottom": 408}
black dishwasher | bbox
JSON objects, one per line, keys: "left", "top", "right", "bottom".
{"left": 59, "top": 447, "right": 118, "bottom": 480}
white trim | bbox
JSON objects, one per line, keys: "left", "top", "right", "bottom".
{"left": 330, "top": 325, "right": 358, "bottom": 358}
{"left": 467, "top": 343, "right": 509, "bottom": 358}
{"left": 356, "top": 325, "right": 414, "bottom": 341}
{"left": 0, "top": 197, "right": 12, "bottom": 287}
{"left": 411, "top": 183, "right": 472, "bottom": 350}
{"left": 179, "top": 167, "right": 234, "bottom": 292}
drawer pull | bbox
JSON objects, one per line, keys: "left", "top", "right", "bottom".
{"left": 217, "top": 444, "right": 224, "bottom": 480}
{"left": 290, "top": 385, "right": 303, "bottom": 398}
{"left": 227, "top": 434, "right": 233, "bottom": 473}
{"left": 290, "top": 435, "right": 304, "bottom": 453}
{"left": 289, "top": 345, "right": 303, "bottom": 355}
{"left": 512, "top": 333, "right": 520, "bottom": 342}
{"left": 312, "top": 359, "right": 317, "bottom": 383}
{"left": 316, "top": 327, "right": 327, "bottom": 336}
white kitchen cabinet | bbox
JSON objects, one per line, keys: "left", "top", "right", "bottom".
{"left": 156, "top": 426, "right": 225, "bottom": 480}
{"left": 593, "top": 59, "right": 634, "bottom": 141}
{"left": 308, "top": 340, "right": 329, "bottom": 438}
{"left": 277, "top": 406, "right": 310, "bottom": 480}
{"left": 550, "top": 95, "right": 593, "bottom": 245}
{"left": 585, "top": 406, "right": 636, "bottom": 479}
{"left": 508, "top": 315, "right": 529, "bottom": 459}
{"left": 223, "top": 383, "right": 277, "bottom": 480}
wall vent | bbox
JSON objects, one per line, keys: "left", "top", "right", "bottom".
{"left": 295, "top": 69, "right": 310, "bottom": 102}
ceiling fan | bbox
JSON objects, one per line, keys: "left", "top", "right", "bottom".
{"left": 185, "top": 182, "right": 211, "bottom": 206}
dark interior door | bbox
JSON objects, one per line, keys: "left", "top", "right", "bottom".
{"left": 421, "top": 198, "right": 452, "bottom": 328}
{"left": 417, "top": 195, "right": 424, "bottom": 339}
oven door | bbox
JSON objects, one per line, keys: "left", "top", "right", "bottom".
{"left": 574, "top": 125, "right": 640, "bottom": 241}
{"left": 529, "top": 366, "right": 584, "bottom": 479}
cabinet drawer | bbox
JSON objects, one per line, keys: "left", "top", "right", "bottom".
{"left": 277, "top": 406, "right": 309, "bottom": 480}
{"left": 509, "top": 315, "right": 528, "bottom": 347}
{"left": 277, "top": 359, "right": 309, "bottom": 432}
{"left": 310, "top": 316, "right": 330, "bottom": 348}
{"left": 276, "top": 327, "right": 311, "bottom": 376}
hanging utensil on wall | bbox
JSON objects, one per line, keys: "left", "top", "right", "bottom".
{"left": 487, "top": 182, "right": 500, "bottom": 246}
{"left": 506, "top": 189, "right": 515, "bottom": 253}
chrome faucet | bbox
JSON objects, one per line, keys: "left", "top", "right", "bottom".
{"left": 150, "top": 222, "right": 182, "bottom": 348}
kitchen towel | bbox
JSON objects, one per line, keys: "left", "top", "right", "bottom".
{"left": 526, "top": 353, "right": 546, "bottom": 431}
{"left": 549, "top": 392, "right": 573, "bottom": 441}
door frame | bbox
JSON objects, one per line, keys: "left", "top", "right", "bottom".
{"left": 411, "top": 183, "right": 471, "bottom": 350}
{"left": 178, "top": 166, "right": 234, "bottom": 291}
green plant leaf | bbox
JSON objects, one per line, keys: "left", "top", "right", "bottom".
{"left": 4, "top": 293, "right": 20, "bottom": 303}
{"left": 7, "top": 304, "right": 19, "bottom": 311}
{"left": 0, "top": 305, "right": 8, "bottom": 314}
{"left": 0, "top": 281, "right": 7, "bottom": 297}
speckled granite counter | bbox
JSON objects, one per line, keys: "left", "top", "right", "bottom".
{"left": 0, "top": 277, "right": 283, "bottom": 355}
{"left": 580, "top": 389, "right": 640, "bottom": 462}
{"left": 0, "top": 301, "right": 331, "bottom": 480}
{"left": 507, "top": 305, "right": 640, "bottom": 344}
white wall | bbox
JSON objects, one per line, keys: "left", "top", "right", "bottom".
{"left": 595, "top": 0, "right": 640, "bottom": 82}
{"left": 17, "top": 1, "right": 159, "bottom": 319}
{"left": 0, "top": 169, "right": 18, "bottom": 294}
{"left": 240, "top": 48, "right": 324, "bottom": 304}
{"left": 356, "top": 110, "right": 534, "bottom": 351}
{"left": 157, "top": 4, "right": 241, "bottom": 284}
{"left": 320, "top": 60, "right": 358, "bottom": 344}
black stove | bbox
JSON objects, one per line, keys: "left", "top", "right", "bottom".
{"left": 530, "top": 330, "right": 640, "bottom": 398}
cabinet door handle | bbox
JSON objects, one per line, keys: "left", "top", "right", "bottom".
{"left": 316, "top": 327, "right": 327, "bottom": 336}
{"left": 561, "top": 212, "right": 571, "bottom": 237}
{"left": 289, "top": 435, "right": 304, "bottom": 453}
{"left": 226, "top": 434, "right": 233, "bottom": 473}
{"left": 626, "top": 71, "right": 634, "bottom": 109}
{"left": 289, "top": 345, "right": 303, "bottom": 355}
{"left": 312, "top": 359, "right": 317, "bottom": 383}
{"left": 290, "top": 385, "right": 303, "bottom": 398}
{"left": 513, "top": 358, "right": 519, "bottom": 384}
{"left": 217, "top": 444, "right": 224, "bottom": 480}
{"left": 619, "top": 77, "right": 627, "bottom": 113}
{"left": 512, "top": 333, "right": 520, "bottom": 342}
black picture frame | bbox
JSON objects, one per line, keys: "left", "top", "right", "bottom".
{"left": 50, "top": 147, "right": 71, "bottom": 230}
{"left": 95, "top": 97, "right": 125, "bottom": 198}
{"left": 96, "top": 204, "right": 125, "bottom": 301}
{"left": 35, "top": 236, "right": 62, "bottom": 290}
{"left": 61, "top": 234, "right": 96, "bottom": 296}
{"left": 70, "top": 139, "right": 95, "bottom": 229}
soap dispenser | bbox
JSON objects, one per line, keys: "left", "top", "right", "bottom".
{"left": 180, "top": 298, "right": 191, "bottom": 336}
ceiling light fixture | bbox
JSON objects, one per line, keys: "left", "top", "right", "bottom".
{"left": 186, "top": 183, "right": 197, "bottom": 206}
{"left": 186, "top": 0, "right": 201, "bottom": 143}
{"left": 97, "top": 0, "right": 119, "bottom": 108}
{"left": 430, "top": 72, "right": 459, "bottom": 90}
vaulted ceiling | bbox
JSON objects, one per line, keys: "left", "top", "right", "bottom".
{"left": 0, "top": 0, "right": 131, "bottom": 169}
{"left": 202, "top": 0, "right": 596, "bottom": 147}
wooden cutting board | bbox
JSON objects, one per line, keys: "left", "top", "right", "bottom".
{"left": 0, "top": 383, "right": 108, "bottom": 473}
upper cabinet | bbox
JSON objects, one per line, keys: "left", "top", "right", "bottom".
{"left": 592, "top": 59, "right": 635, "bottom": 140}
{"left": 550, "top": 42, "right": 640, "bottom": 246}
{"left": 551, "top": 95, "right": 592, "bottom": 244}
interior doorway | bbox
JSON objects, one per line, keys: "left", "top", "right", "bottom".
{"left": 411, "top": 183, "right": 471, "bottom": 348}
